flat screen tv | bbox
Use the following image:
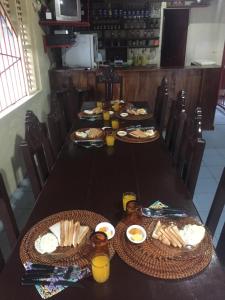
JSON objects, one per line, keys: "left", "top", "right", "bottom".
{"left": 51, "top": 0, "right": 81, "bottom": 21}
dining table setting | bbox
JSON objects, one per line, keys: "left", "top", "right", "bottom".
{"left": 0, "top": 99, "right": 225, "bottom": 300}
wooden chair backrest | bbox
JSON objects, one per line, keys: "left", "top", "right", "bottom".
{"left": 0, "top": 173, "right": 19, "bottom": 271}
{"left": 216, "top": 222, "right": 225, "bottom": 265}
{"left": 177, "top": 107, "right": 205, "bottom": 196}
{"left": 96, "top": 67, "right": 123, "bottom": 101}
{"left": 165, "top": 90, "right": 187, "bottom": 162}
{"left": 48, "top": 94, "right": 67, "bottom": 157}
{"left": 206, "top": 167, "right": 225, "bottom": 236}
{"left": 20, "top": 111, "right": 54, "bottom": 198}
{"left": 0, "top": 173, "right": 19, "bottom": 247}
{"left": 0, "top": 249, "right": 4, "bottom": 272}
{"left": 154, "top": 77, "right": 169, "bottom": 133}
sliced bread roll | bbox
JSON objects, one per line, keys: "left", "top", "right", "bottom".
{"left": 77, "top": 226, "right": 89, "bottom": 245}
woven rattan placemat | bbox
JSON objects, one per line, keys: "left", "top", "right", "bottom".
{"left": 116, "top": 130, "right": 160, "bottom": 144}
{"left": 113, "top": 217, "right": 213, "bottom": 279}
{"left": 20, "top": 210, "right": 115, "bottom": 268}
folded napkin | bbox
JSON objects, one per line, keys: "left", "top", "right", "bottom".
{"left": 149, "top": 200, "right": 169, "bottom": 210}
{"left": 24, "top": 262, "right": 90, "bottom": 299}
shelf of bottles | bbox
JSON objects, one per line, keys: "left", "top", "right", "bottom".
{"left": 91, "top": 2, "right": 161, "bottom": 51}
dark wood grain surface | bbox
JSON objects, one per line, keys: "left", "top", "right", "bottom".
{"left": 1, "top": 109, "right": 225, "bottom": 299}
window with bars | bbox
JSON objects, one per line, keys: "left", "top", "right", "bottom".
{"left": 0, "top": 0, "right": 38, "bottom": 113}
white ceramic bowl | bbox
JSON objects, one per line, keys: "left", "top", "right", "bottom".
{"left": 120, "top": 112, "right": 128, "bottom": 118}
{"left": 95, "top": 222, "right": 115, "bottom": 240}
{"left": 126, "top": 225, "right": 147, "bottom": 244}
{"left": 117, "top": 130, "right": 127, "bottom": 137}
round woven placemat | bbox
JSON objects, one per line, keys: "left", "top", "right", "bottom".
{"left": 116, "top": 130, "right": 160, "bottom": 144}
{"left": 113, "top": 217, "right": 213, "bottom": 279}
{"left": 20, "top": 210, "right": 115, "bottom": 268}
{"left": 115, "top": 111, "right": 153, "bottom": 121}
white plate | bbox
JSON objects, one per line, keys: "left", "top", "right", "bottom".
{"left": 109, "top": 110, "right": 114, "bottom": 115}
{"left": 126, "top": 225, "right": 147, "bottom": 244}
{"left": 75, "top": 131, "right": 88, "bottom": 138}
{"left": 95, "top": 222, "right": 115, "bottom": 240}
{"left": 120, "top": 112, "right": 128, "bottom": 118}
{"left": 117, "top": 130, "right": 127, "bottom": 137}
{"left": 83, "top": 110, "right": 94, "bottom": 115}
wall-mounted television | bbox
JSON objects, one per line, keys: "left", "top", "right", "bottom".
{"left": 50, "top": 0, "right": 81, "bottom": 22}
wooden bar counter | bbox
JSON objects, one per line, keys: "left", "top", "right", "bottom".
{"left": 49, "top": 65, "right": 220, "bottom": 130}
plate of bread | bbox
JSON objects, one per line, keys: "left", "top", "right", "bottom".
{"left": 71, "top": 128, "right": 104, "bottom": 142}
{"left": 78, "top": 107, "right": 103, "bottom": 120}
{"left": 20, "top": 210, "right": 115, "bottom": 268}
{"left": 116, "top": 105, "right": 153, "bottom": 121}
{"left": 116, "top": 127, "right": 160, "bottom": 143}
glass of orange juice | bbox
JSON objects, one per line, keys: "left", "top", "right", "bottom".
{"left": 106, "top": 131, "right": 115, "bottom": 147}
{"left": 112, "top": 102, "right": 120, "bottom": 112}
{"left": 97, "top": 101, "right": 103, "bottom": 109}
{"left": 111, "top": 118, "right": 119, "bottom": 130}
{"left": 122, "top": 192, "right": 136, "bottom": 211}
{"left": 91, "top": 253, "right": 110, "bottom": 283}
{"left": 103, "top": 110, "right": 110, "bottom": 121}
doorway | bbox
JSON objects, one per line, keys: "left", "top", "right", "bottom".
{"left": 160, "top": 9, "right": 189, "bottom": 67}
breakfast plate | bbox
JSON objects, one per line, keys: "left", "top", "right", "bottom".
{"left": 113, "top": 216, "right": 213, "bottom": 279}
{"left": 116, "top": 127, "right": 160, "bottom": 143}
{"left": 70, "top": 128, "right": 104, "bottom": 143}
{"left": 116, "top": 105, "right": 153, "bottom": 121}
{"left": 20, "top": 210, "right": 115, "bottom": 268}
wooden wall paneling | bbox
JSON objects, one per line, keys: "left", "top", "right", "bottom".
{"left": 199, "top": 68, "right": 221, "bottom": 130}
{"left": 49, "top": 67, "right": 220, "bottom": 130}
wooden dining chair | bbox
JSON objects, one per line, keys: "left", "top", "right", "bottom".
{"left": 177, "top": 107, "right": 205, "bottom": 196}
{"left": 20, "top": 111, "right": 55, "bottom": 199}
{"left": 154, "top": 77, "right": 169, "bottom": 134}
{"left": 205, "top": 167, "right": 225, "bottom": 265}
{"left": 0, "top": 173, "right": 19, "bottom": 271}
{"left": 165, "top": 90, "right": 187, "bottom": 163}
{"left": 96, "top": 67, "right": 123, "bottom": 101}
{"left": 48, "top": 94, "right": 67, "bottom": 158}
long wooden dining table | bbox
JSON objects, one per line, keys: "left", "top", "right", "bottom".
{"left": 0, "top": 103, "right": 225, "bottom": 300}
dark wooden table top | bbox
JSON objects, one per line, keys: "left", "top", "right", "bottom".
{"left": 1, "top": 103, "right": 225, "bottom": 299}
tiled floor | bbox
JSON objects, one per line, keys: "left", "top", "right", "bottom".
{"left": 1, "top": 107, "right": 225, "bottom": 259}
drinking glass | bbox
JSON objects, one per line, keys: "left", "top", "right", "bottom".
{"left": 126, "top": 200, "right": 142, "bottom": 224}
{"left": 111, "top": 118, "right": 119, "bottom": 130}
{"left": 90, "top": 232, "right": 110, "bottom": 283}
{"left": 97, "top": 101, "right": 103, "bottom": 109}
{"left": 112, "top": 102, "right": 120, "bottom": 112}
{"left": 91, "top": 253, "right": 110, "bottom": 283}
{"left": 122, "top": 192, "right": 136, "bottom": 211}
{"left": 103, "top": 110, "right": 110, "bottom": 121}
{"left": 106, "top": 131, "right": 115, "bottom": 147}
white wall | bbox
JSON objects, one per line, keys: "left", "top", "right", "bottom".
{"left": 0, "top": 6, "right": 51, "bottom": 195}
{"left": 185, "top": 0, "right": 225, "bottom": 66}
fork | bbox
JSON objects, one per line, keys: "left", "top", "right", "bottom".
{"left": 141, "top": 207, "right": 188, "bottom": 218}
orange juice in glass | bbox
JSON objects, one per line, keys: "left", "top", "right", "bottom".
{"left": 111, "top": 118, "right": 119, "bottom": 130}
{"left": 106, "top": 132, "right": 115, "bottom": 146}
{"left": 97, "top": 101, "right": 103, "bottom": 109}
{"left": 122, "top": 192, "right": 136, "bottom": 211}
{"left": 91, "top": 254, "right": 110, "bottom": 283}
{"left": 103, "top": 110, "right": 110, "bottom": 121}
{"left": 112, "top": 102, "right": 120, "bottom": 112}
